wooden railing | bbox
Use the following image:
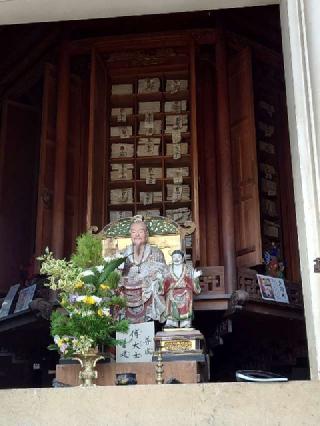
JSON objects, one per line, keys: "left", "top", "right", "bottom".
{"left": 193, "top": 266, "right": 228, "bottom": 310}
{"left": 196, "top": 266, "right": 225, "bottom": 296}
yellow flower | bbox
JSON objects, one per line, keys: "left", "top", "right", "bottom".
{"left": 74, "top": 280, "right": 84, "bottom": 289}
{"left": 98, "top": 308, "right": 111, "bottom": 317}
{"left": 100, "top": 283, "right": 110, "bottom": 290}
{"left": 83, "top": 296, "right": 96, "bottom": 305}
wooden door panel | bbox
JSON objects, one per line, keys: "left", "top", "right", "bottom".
{"left": 35, "top": 63, "right": 57, "bottom": 258}
{"left": 228, "top": 48, "right": 262, "bottom": 267}
{"left": 64, "top": 74, "right": 84, "bottom": 256}
{"left": 197, "top": 55, "right": 220, "bottom": 266}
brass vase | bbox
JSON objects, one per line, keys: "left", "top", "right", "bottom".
{"left": 72, "top": 350, "right": 104, "bottom": 387}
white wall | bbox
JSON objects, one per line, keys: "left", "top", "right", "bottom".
{"left": 0, "top": 382, "right": 319, "bottom": 426}
{"left": 280, "top": 0, "right": 320, "bottom": 379}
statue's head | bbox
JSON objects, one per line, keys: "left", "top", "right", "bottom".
{"left": 130, "top": 217, "right": 148, "bottom": 247}
{"left": 171, "top": 249, "right": 185, "bottom": 265}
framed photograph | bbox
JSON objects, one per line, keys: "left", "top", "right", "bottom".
{"left": 257, "top": 275, "right": 275, "bottom": 300}
{"left": 257, "top": 274, "right": 289, "bottom": 303}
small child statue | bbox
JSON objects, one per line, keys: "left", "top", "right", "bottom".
{"left": 162, "top": 250, "right": 201, "bottom": 328}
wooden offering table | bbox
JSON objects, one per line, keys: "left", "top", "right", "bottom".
{"left": 56, "top": 360, "right": 203, "bottom": 386}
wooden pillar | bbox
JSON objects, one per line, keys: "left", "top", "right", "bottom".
{"left": 197, "top": 54, "right": 220, "bottom": 266}
{"left": 215, "top": 35, "right": 237, "bottom": 292}
{"left": 190, "top": 40, "right": 200, "bottom": 263}
{"left": 51, "top": 45, "right": 70, "bottom": 258}
{"left": 86, "top": 50, "right": 95, "bottom": 231}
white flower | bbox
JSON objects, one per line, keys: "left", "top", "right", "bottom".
{"left": 104, "top": 252, "right": 123, "bottom": 262}
{"left": 96, "top": 265, "right": 104, "bottom": 273}
{"left": 81, "top": 310, "right": 94, "bottom": 317}
{"left": 81, "top": 269, "right": 95, "bottom": 277}
{"left": 194, "top": 270, "right": 202, "bottom": 279}
{"left": 76, "top": 295, "right": 102, "bottom": 305}
{"left": 92, "top": 296, "right": 102, "bottom": 304}
{"left": 102, "top": 308, "right": 111, "bottom": 316}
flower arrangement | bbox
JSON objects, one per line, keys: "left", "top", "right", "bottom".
{"left": 38, "top": 233, "right": 128, "bottom": 358}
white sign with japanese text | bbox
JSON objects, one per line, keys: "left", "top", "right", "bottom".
{"left": 116, "top": 321, "right": 155, "bottom": 363}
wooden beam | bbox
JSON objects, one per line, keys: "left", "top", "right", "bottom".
{"left": 194, "top": 300, "right": 229, "bottom": 311}
{"left": 240, "top": 302, "right": 304, "bottom": 321}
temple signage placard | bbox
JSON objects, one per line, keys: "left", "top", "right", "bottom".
{"left": 0, "top": 284, "right": 20, "bottom": 319}
{"left": 14, "top": 284, "right": 37, "bottom": 313}
{"left": 116, "top": 321, "right": 155, "bottom": 363}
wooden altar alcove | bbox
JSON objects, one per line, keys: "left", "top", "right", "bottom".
{"left": 36, "top": 30, "right": 256, "bottom": 293}
{"left": 0, "top": 11, "right": 306, "bottom": 385}
{"left": 0, "top": 25, "right": 299, "bottom": 315}
{"left": 36, "top": 27, "right": 303, "bottom": 375}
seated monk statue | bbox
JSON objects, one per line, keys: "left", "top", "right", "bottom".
{"left": 120, "top": 216, "right": 167, "bottom": 324}
{"left": 162, "top": 250, "right": 201, "bottom": 328}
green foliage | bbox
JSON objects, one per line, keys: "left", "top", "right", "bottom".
{"left": 39, "top": 234, "right": 129, "bottom": 357}
{"left": 108, "top": 295, "right": 127, "bottom": 309}
{"left": 105, "top": 271, "right": 121, "bottom": 289}
{"left": 50, "top": 310, "right": 128, "bottom": 354}
{"left": 97, "top": 257, "right": 126, "bottom": 284}
{"left": 71, "top": 233, "right": 104, "bottom": 269}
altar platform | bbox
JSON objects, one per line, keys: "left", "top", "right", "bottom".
{"left": 56, "top": 360, "right": 207, "bottom": 386}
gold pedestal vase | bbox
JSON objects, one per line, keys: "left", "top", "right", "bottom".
{"left": 72, "top": 350, "right": 105, "bottom": 387}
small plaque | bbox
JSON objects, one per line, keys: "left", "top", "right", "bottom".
{"left": 14, "top": 284, "right": 37, "bottom": 313}
{"left": 0, "top": 284, "right": 20, "bottom": 318}
{"left": 110, "top": 188, "right": 133, "bottom": 205}
{"left": 173, "top": 143, "right": 181, "bottom": 160}
{"left": 166, "top": 79, "right": 188, "bottom": 93}
{"left": 163, "top": 340, "right": 193, "bottom": 352}
{"left": 143, "top": 192, "right": 153, "bottom": 205}
{"left": 146, "top": 177, "right": 156, "bottom": 185}
{"left": 172, "top": 129, "right": 182, "bottom": 144}
{"left": 116, "top": 321, "right": 155, "bottom": 363}
{"left": 110, "top": 126, "right": 133, "bottom": 138}
{"left": 138, "top": 78, "right": 160, "bottom": 94}
{"left": 144, "top": 112, "right": 154, "bottom": 130}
